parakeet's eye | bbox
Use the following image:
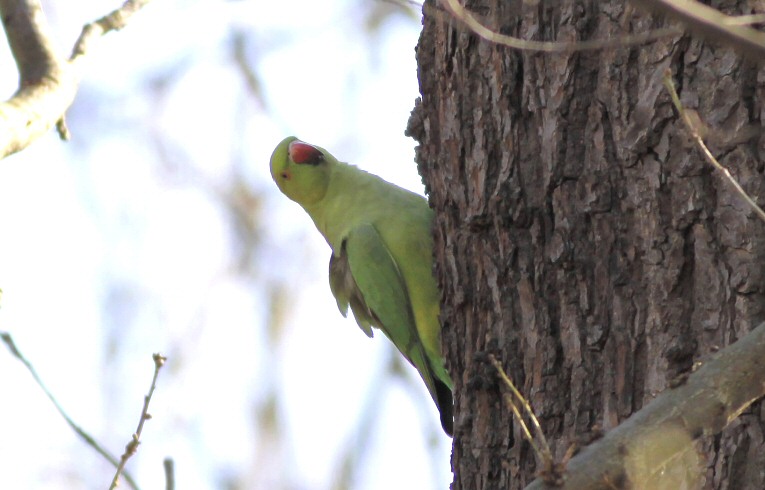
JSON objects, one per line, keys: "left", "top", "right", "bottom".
{"left": 289, "top": 141, "right": 324, "bottom": 166}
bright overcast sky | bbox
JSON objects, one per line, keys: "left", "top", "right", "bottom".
{"left": 0, "top": 1, "right": 452, "bottom": 489}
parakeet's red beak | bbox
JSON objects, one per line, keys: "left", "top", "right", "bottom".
{"left": 289, "top": 141, "right": 324, "bottom": 166}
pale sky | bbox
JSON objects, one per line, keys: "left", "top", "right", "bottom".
{"left": 0, "top": 1, "right": 452, "bottom": 489}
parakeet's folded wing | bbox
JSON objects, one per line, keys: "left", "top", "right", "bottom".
{"left": 334, "top": 223, "right": 451, "bottom": 431}
{"left": 329, "top": 248, "right": 374, "bottom": 338}
{"left": 331, "top": 224, "right": 417, "bottom": 352}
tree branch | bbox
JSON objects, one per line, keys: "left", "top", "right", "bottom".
{"left": 636, "top": 0, "right": 765, "bottom": 58}
{"left": 108, "top": 353, "right": 166, "bottom": 490}
{"left": 0, "top": 0, "right": 76, "bottom": 157}
{"left": 525, "top": 321, "right": 765, "bottom": 490}
{"left": 439, "top": 0, "right": 680, "bottom": 52}
{"left": 0, "top": 331, "right": 140, "bottom": 490}
{"left": 0, "top": 0, "right": 152, "bottom": 160}
{"left": 70, "top": 0, "right": 152, "bottom": 61}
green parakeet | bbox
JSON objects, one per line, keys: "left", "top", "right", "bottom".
{"left": 270, "top": 136, "right": 454, "bottom": 436}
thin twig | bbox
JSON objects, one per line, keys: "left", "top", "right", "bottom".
{"left": 440, "top": 0, "right": 681, "bottom": 52}
{"left": 662, "top": 69, "right": 765, "bottom": 224}
{"left": 640, "top": 0, "right": 765, "bottom": 58}
{"left": 109, "top": 353, "right": 166, "bottom": 490}
{"left": 0, "top": 332, "right": 140, "bottom": 489}
{"left": 488, "top": 355, "right": 553, "bottom": 463}
{"left": 436, "top": 0, "right": 765, "bottom": 54}
{"left": 70, "top": 0, "right": 152, "bottom": 61}
{"left": 163, "top": 457, "right": 175, "bottom": 490}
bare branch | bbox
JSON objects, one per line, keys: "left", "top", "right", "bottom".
{"left": 0, "top": 0, "right": 61, "bottom": 81}
{"left": 0, "top": 331, "right": 140, "bottom": 490}
{"left": 70, "top": 0, "right": 152, "bottom": 61}
{"left": 439, "top": 0, "right": 765, "bottom": 55}
{"left": 163, "top": 458, "right": 175, "bottom": 490}
{"left": 438, "top": 0, "right": 681, "bottom": 52}
{"left": 109, "top": 353, "right": 166, "bottom": 490}
{"left": 0, "top": 0, "right": 152, "bottom": 160}
{"left": 662, "top": 69, "right": 765, "bottom": 224}
{"left": 489, "top": 355, "right": 552, "bottom": 465}
{"left": 0, "top": 0, "right": 77, "bottom": 156}
{"left": 524, "top": 321, "right": 765, "bottom": 490}
{"left": 636, "top": 0, "right": 765, "bottom": 58}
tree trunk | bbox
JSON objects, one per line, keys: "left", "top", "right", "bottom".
{"left": 407, "top": 1, "right": 765, "bottom": 488}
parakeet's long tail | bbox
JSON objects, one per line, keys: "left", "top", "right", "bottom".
{"left": 434, "top": 377, "right": 454, "bottom": 436}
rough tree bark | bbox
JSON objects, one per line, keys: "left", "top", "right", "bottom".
{"left": 407, "top": 1, "right": 765, "bottom": 488}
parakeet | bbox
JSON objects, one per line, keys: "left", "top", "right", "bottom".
{"left": 270, "top": 136, "right": 454, "bottom": 436}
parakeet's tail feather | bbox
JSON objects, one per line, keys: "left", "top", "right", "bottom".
{"left": 435, "top": 378, "right": 454, "bottom": 436}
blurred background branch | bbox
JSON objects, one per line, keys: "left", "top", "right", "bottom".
{"left": 0, "top": 0, "right": 152, "bottom": 159}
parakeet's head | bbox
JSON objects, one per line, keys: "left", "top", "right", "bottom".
{"left": 270, "top": 136, "right": 333, "bottom": 205}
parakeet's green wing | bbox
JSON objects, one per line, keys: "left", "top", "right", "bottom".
{"left": 329, "top": 249, "right": 374, "bottom": 338}
{"left": 342, "top": 223, "right": 453, "bottom": 435}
